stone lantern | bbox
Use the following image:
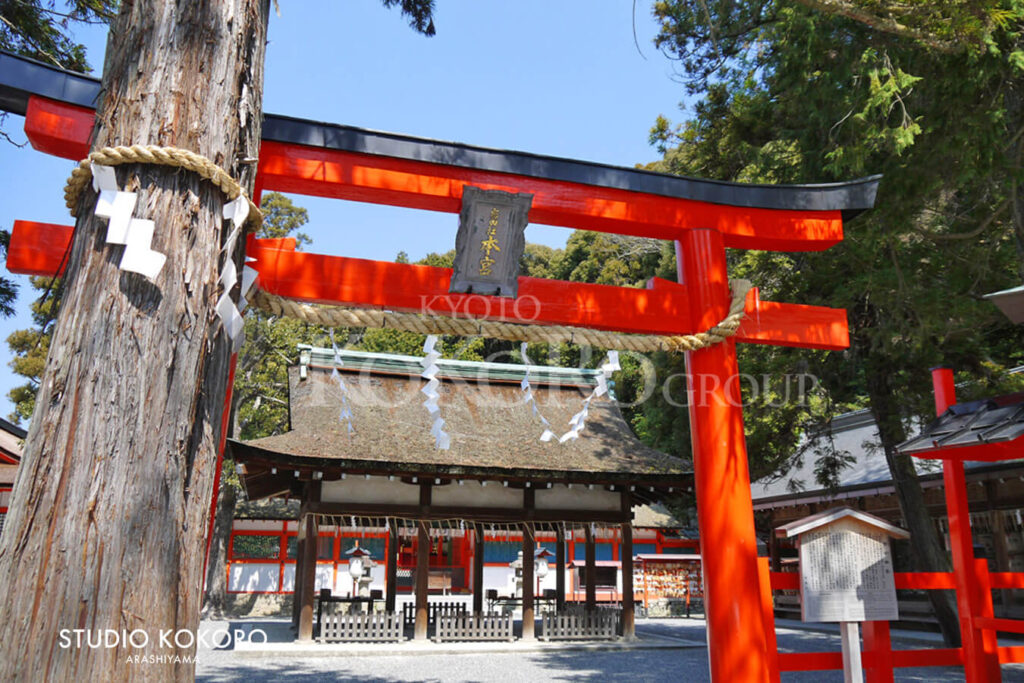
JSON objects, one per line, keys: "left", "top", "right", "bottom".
{"left": 345, "top": 544, "right": 376, "bottom": 598}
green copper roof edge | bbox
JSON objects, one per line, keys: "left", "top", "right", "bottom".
{"left": 298, "top": 345, "right": 600, "bottom": 386}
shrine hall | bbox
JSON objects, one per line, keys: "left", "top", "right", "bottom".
{"left": 228, "top": 345, "right": 692, "bottom": 642}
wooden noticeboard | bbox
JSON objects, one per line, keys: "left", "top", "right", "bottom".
{"left": 797, "top": 517, "right": 899, "bottom": 623}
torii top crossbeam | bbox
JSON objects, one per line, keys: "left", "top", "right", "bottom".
{"left": 0, "top": 49, "right": 878, "bottom": 682}
{"left": 1, "top": 50, "right": 876, "bottom": 349}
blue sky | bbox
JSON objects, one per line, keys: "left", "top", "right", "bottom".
{"left": 0, "top": 1, "right": 690, "bottom": 419}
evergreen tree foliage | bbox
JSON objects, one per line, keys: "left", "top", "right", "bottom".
{"left": 5, "top": 276, "right": 56, "bottom": 423}
{"left": 0, "top": 0, "right": 114, "bottom": 325}
{"left": 0, "top": 0, "right": 116, "bottom": 71}
{"left": 381, "top": 0, "right": 436, "bottom": 36}
{"left": 648, "top": 0, "right": 1024, "bottom": 645}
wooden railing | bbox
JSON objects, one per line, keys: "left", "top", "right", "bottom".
{"left": 401, "top": 600, "right": 467, "bottom": 631}
{"left": 538, "top": 608, "right": 619, "bottom": 641}
{"left": 318, "top": 612, "right": 404, "bottom": 643}
{"left": 434, "top": 613, "right": 514, "bottom": 642}
{"left": 760, "top": 558, "right": 1024, "bottom": 682}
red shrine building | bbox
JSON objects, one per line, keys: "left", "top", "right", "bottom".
{"left": 0, "top": 417, "right": 26, "bottom": 536}
{"left": 227, "top": 346, "right": 695, "bottom": 636}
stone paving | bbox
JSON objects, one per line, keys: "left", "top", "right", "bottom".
{"left": 193, "top": 617, "right": 1024, "bottom": 682}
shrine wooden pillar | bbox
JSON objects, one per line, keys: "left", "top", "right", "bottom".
{"left": 473, "top": 524, "right": 485, "bottom": 616}
{"left": 415, "top": 521, "right": 430, "bottom": 639}
{"left": 585, "top": 524, "right": 596, "bottom": 611}
{"left": 415, "top": 482, "right": 432, "bottom": 640}
{"left": 933, "top": 368, "right": 1001, "bottom": 682}
{"left": 678, "top": 231, "right": 769, "bottom": 682}
{"left": 297, "top": 480, "right": 321, "bottom": 642}
{"left": 386, "top": 519, "right": 398, "bottom": 613}
{"left": 768, "top": 526, "right": 782, "bottom": 574}
{"left": 521, "top": 523, "right": 535, "bottom": 640}
{"left": 618, "top": 493, "right": 634, "bottom": 638}
{"left": 291, "top": 531, "right": 305, "bottom": 629}
{"left": 555, "top": 526, "right": 566, "bottom": 611}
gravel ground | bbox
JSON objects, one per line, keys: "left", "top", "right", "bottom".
{"left": 192, "top": 617, "right": 1024, "bottom": 682}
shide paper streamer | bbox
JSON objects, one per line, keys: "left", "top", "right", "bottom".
{"left": 330, "top": 330, "right": 355, "bottom": 435}
{"left": 91, "top": 162, "right": 258, "bottom": 348}
{"left": 91, "top": 162, "right": 166, "bottom": 280}
{"left": 558, "top": 351, "right": 620, "bottom": 444}
{"left": 519, "top": 343, "right": 557, "bottom": 442}
{"left": 420, "top": 335, "right": 451, "bottom": 450}
{"left": 217, "top": 195, "right": 258, "bottom": 351}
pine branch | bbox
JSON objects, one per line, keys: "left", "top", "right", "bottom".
{"left": 793, "top": 0, "right": 961, "bottom": 53}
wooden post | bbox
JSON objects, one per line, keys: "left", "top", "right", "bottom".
{"left": 474, "top": 524, "right": 485, "bottom": 615}
{"left": 621, "top": 521, "right": 636, "bottom": 639}
{"left": 415, "top": 480, "right": 431, "bottom": 640}
{"left": 386, "top": 519, "right": 398, "bottom": 613}
{"left": 768, "top": 526, "right": 782, "bottom": 574}
{"left": 556, "top": 526, "right": 566, "bottom": 611}
{"left": 678, "top": 232, "right": 769, "bottom": 682}
{"left": 0, "top": 2, "right": 271, "bottom": 678}
{"left": 292, "top": 527, "right": 306, "bottom": 628}
{"left": 522, "top": 523, "right": 535, "bottom": 640}
{"left": 415, "top": 521, "right": 430, "bottom": 640}
{"left": 585, "top": 524, "right": 597, "bottom": 611}
{"left": 840, "top": 622, "right": 863, "bottom": 683}
{"left": 297, "top": 480, "right": 321, "bottom": 641}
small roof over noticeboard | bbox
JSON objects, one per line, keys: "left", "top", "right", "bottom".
{"left": 776, "top": 507, "right": 910, "bottom": 540}
{"left": 897, "top": 393, "right": 1024, "bottom": 460}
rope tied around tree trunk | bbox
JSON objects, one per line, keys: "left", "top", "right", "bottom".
{"left": 63, "top": 145, "right": 262, "bottom": 228}
{"left": 252, "top": 279, "right": 752, "bottom": 353}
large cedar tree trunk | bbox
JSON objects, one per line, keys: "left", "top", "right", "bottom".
{"left": 864, "top": 354, "right": 962, "bottom": 647}
{"left": 202, "top": 465, "right": 237, "bottom": 618}
{"left": 0, "top": 1, "right": 269, "bottom": 679}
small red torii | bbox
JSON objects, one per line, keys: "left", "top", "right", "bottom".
{"left": 3, "top": 52, "right": 878, "bottom": 682}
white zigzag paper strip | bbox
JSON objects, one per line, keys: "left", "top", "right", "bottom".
{"left": 330, "top": 330, "right": 355, "bottom": 435}
{"left": 519, "top": 343, "right": 557, "bottom": 442}
{"left": 420, "top": 335, "right": 450, "bottom": 450}
{"left": 90, "top": 162, "right": 166, "bottom": 280}
{"left": 557, "top": 351, "right": 620, "bottom": 444}
{"left": 216, "top": 196, "right": 258, "bottom": 349}
{"left": 120, "top": 219, "right": 166, "bottom": 280}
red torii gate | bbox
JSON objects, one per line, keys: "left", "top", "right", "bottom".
{"left": 2, "top": 51, "right": 876, "bottom": 682}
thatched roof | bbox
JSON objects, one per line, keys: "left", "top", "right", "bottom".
{"left": 229, "top": 348, "right": 689, "bottom": 496}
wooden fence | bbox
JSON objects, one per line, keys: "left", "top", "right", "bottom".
{"left": 434, "top": 613, "right": 515, "bottom": 642}
{"left": 318, "top": 612, "right": 404, "bottom": 643}
{"left": 401, "top": 601, "right": 467, "bottom": 630}
{"left": 538, "top": 609, "right": 619, "bottom": 641}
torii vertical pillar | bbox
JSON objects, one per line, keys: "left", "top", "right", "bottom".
{"left": 932, "top": 367, "right": 1000, "bottom": 683}
{"left": 678, "top": 230, "right": 769, "bottom": 682}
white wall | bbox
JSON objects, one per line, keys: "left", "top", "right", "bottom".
{"left": 322, "top": 476, "right": 419, "bottom": 505}
{"left": 229, "top": 564, "right": 279, "bottom": 592}
{"left": 536, "top": 484, "right": 619, "bottom": 511}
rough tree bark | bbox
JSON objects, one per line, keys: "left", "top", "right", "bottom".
{"left": 202, "top": 380, "right": 245, "bottom": 618}
{"left": 201, "top": 464, "right": 237, "bottom": 618}
{"left": 864, "top": 351, "right": 961, "bottom": 648}
{"left": 0, "top": 1, "right": 269, "bottom": 680}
